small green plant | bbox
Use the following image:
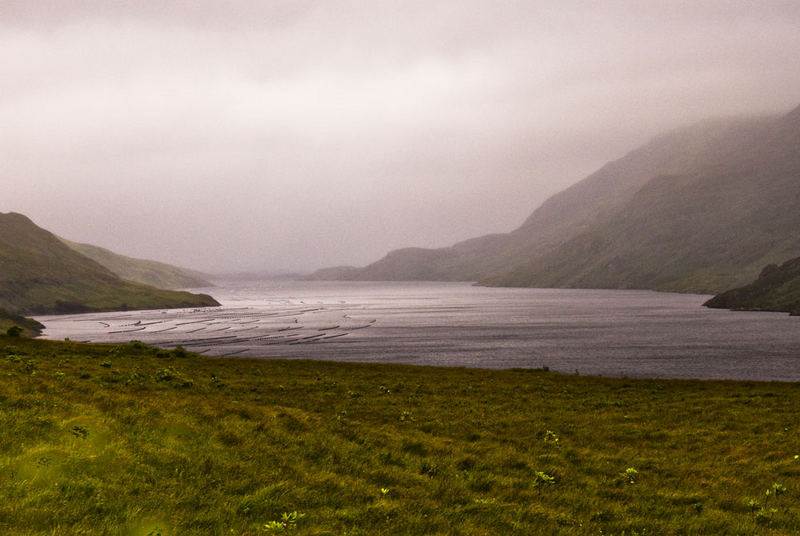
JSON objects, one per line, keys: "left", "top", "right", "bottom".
{"left": 380, "top": 487, "right": 389, "bottom": 496}
{"left": 543, "top": 430, "right": 560, "bottom": 445}
{"left": 154, "top": 367, "right": 193, "bottom": 387}
{"left": 748, "top": 483, "right": 787, "bottom": 526}
{"left": 622, "top": 467, "right": 638, "bottom": 484}
{"left": 21, "top": 358, "right": 37, "bottom": 375}
{"left": 533, "top": 471, "right": 556, "bottom": 488}
{"left": 399, "top": 410, "right": 414, "bottom": 422}
{"left": 263, "top": 511, "right": 305, "bottom": 532}
{"left": 767, "top": 482, "right": 786, "bottom": 496}
{"left": 755, "top": 507, "right": 777, "bottom": 526}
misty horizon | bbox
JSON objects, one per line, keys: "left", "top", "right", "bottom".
{"left": 3, "top": 1, "right": 800, "bottom": 274}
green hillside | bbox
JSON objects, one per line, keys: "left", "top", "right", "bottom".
{"left": 0, "top": 212, "right": 219, "bottom": 315}
{"left": 62, "top": 238, "right": 213, "bottom": 289}
{"left": 485, "top": 104, "right": 800, "bottom": 293}
{"left": 0, "top": 310, "right": 44, "bottom": 337}
{"left": 309, "top": 105, "right": 800, "bottom": 294}
{"left": 704, "top": 257, "right": 800, "bottom": 315}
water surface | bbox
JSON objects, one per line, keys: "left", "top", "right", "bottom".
{"left": 37, "top": 281, "right": 800, "bottom": 381}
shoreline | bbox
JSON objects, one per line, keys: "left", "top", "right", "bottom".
{"left": 11, "top": 334, "right": 800, "bottom": 384}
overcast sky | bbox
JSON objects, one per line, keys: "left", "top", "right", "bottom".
{"left": 2, "top": 1, "right": 800, "bottom": 274}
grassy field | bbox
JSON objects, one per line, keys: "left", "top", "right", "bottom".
{"left": 1, "top": 337, "right": 799, "bottom": 535}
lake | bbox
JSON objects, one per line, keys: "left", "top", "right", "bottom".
{"left": 36, "top": 281, "right": 800, "bottom": 381}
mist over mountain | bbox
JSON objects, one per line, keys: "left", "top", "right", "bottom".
{"left": 6, "top": 2, "right": 800, "bottom": 274}
{"left": 62, "top": 239, "right": 213, "bottom": 290}
{"left": 0, "top": 212, "right": 219, "bottom": 316}
{"left": 309, "top": 104, "right": 800, "bottom": 294}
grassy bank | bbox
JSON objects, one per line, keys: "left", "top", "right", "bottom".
{"left": 0, "top": 311, "right": 44, "bottom": 338}
{"left": 1, "top": 337, "right": 799, "bottom": 535}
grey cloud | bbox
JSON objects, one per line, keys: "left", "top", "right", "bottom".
{"left": 2, "top": 1, "right": 799, "bottom": 273}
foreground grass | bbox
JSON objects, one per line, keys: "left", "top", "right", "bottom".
{"left": 1, "top": 338, "right": 799, "bottom": 535}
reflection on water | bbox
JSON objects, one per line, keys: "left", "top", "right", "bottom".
{"left": 36, "top": 281, "right": 800, "bottom": 381}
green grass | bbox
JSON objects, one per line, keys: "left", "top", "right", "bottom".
{"left": 2, "top": 337, "right": 800, "bottom": 535}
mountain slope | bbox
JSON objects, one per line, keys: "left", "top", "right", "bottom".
{"left": 704, "top": 257, "right": 800, "bottom": 315}
{"left": 62, "top": 239, "right": 213, "bottom": 289}
{"left": 485, "top": 104, "right": 800, "bottom": 292}
{"left": 0, "top": 212, "right": 219, "bottom": 315}
{"left": 310, "top": 106, "right": 799, "bottom": 293}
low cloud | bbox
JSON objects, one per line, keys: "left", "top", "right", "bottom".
{"left": 2, "top": 1, "right": 799, "bottom": 272}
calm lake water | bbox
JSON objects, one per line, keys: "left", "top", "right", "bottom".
{"left": 36, "top": 281, "right": 800, "bottom": 381}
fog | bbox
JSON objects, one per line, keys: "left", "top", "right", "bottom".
{"left": 2, "top": 1, "right": 800, "bottom": 274}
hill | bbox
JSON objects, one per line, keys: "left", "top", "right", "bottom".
{"left": 303, "top": 265, "right": 362, "bottom": 281}
{"left": 310, "top": 106, "right": 800, "bottom": 293}
{"left": 484, "top": 104, "right": 800, "bottom": 292}
{"left": 0, "top": 309, "right": 44, "bottom": 337}
{"left": 62, "top": 238, "right": 213, "bottom": 289}
{"left": 704, "top": 256, "right": 800, "bottom": 315}
{"left": 0, "top": 212, "right": 219, "bottom": 315}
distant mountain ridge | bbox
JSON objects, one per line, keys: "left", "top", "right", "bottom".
{"left": 62, "top": 238, "right": 213, "bottom": 289}
{"left": 308, "top": 105, "right": 800, "bottom": 294}
{"left": 0, "top": 212, "right": 219, "bottom": 316}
